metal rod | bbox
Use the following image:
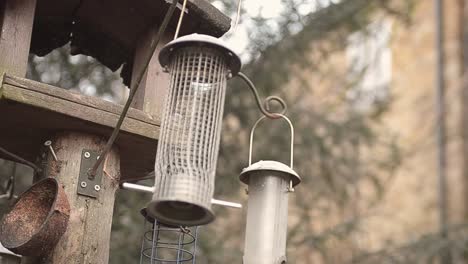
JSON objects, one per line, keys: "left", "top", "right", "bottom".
{"left": 174, "top": 0, "right": 188, "bottom": 39}
{"left": 121, "top": 183, "right": 242, "bottom": 208}
{"left": 232, "top": 0, "right": 242, "bottom": 34}
{"left": 88, "top": 0, "right": 178, "bottom": 178}
{"left": 139, "top": 218, "right": 146, "bottom": 264}
{"left": 0, "top": 146, "right": 41, "bottom": 173}
{"left": 122, "top": 182, "right": 155, "bottom": 193}
{"left": 211, "top": 198, "right": 242, "bottom": 209}
{"left": 176, "top": 230, "right": 184, "bottom": 262}
{"left": 434, "top": 0, "right": 451, "bottom": 263}
{"left": 237, "top": 72, "right": 287, "bottom": 119}
{"left": 151, "top": 220, "right": 158, "bottom": 264}
{"left": 192, "top": 227, "right": 198, "bottom": 264}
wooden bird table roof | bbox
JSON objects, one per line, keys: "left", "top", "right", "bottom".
{"left": 30, "top": 0, "right": 231, "bottom": 86}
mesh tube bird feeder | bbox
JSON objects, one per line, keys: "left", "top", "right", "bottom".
{"left": 147, "top": 34, "right": 241, "bottom": 226}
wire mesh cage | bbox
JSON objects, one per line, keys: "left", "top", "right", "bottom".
{"left": 140, "top": 209, "right": 199, "bottom": 264}
{"left": 147, "top": 34, "right": 241, "bottom": 226}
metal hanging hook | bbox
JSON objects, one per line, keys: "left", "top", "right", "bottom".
{"left": 237, "top": 72, "right": 287, "bottom": 119}
{"left": 248, "top": 114, "right": 295, "bottom": 169}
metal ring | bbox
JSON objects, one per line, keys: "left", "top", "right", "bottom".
{"left": 248, "top": 114, "right": 295, "bottom": 169}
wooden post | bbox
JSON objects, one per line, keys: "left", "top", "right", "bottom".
{"left": 131, "top": 30, "right": 172, "bottom": 121}
{"left": 39, "top": 132, "right": 120, "bottom": 263}
{"left": 0, "top": 0, "right": 37, "bottom": 76}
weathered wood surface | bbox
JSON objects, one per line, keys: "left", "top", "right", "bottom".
{"left": 31, "top": 0, "right": 231, "bottom": 86}
{"left": 44, "top": 133, "right": 120, "bottom": 263}
{"left": 3, "top": 75, "right": 160, "bottom": 135}
{"left": 131, "top": 29, "right": 172, "bottom": 119}
{"left": 0, "top": 74, "right": 159, "bottom": 181}
{"left": 0, "top": 0, "right": 37, "bottom": 76}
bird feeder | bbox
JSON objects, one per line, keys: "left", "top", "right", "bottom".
{"left": 147, "top": 34, "right": 241, "bottom": 226}
{"left": 0, "top": 0, "right": 232, "bottom": 262}
{"left": 240, "top": 115, "right": 301, "bottom": 264}
{"left": 0, "top": 178, "right": 70, "bottom": 257}
{"left": 139, "top": 208, "right": 199, "bottom": 264}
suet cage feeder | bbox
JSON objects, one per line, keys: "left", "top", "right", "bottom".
{"left": 140, "top": 208, "right": 199, "bottom": 264}
{"left": 147, "top": 34, "right": 241, "bottom": 227}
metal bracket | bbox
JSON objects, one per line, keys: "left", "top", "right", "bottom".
{"left": 77, "top": 150, "right": 103, "bottom": 198}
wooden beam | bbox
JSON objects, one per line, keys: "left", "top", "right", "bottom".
{"left": 0, "top": 0, "right": 36, "bottom": 76}
{"left": 131, "top": 30, "right": 172, "bottom": 121}
{"left": 3, "top": 75, "right": 159, "bottom": 138}
{"left": 0, "top": 74, "right": 159, "bottom": 181}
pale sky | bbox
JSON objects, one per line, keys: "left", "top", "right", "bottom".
{"left": 214, "top": 0, "right": 284, "bottom": 61}
{"left": 213, "top": 0, "right": 317, "bottom": 62}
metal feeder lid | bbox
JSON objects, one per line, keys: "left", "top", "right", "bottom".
{"left": 140, "top": 207, "right": 155, "bottom": 223}
{"left": 159, "top": 33, "right": 242, "bottom": 75}
{"left": 239, "top": 160, "right": 301, "bottom": 187}
{"left": 140, "top": 207, "right": 181, "bottom": 228}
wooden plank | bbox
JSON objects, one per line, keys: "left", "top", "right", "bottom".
{"left": 131, "top": 30, "right": 172, "bottom": 120}
{"left": 2, "top": 76, "right": 160, "bottom": 138}
{"left": 4, "top": 75, "right": 159, "bottom": 125}
{"left": 2, "top": 83, "right": 157, "bottom": 138}
{"left": 0, "top": 0, "right": 37, "bottom": 76}
{"left": 0, "top": 99, "right": 156, "bottom": 181}
{"left": 0, "top": 76, "right": 159, "bottom": 181}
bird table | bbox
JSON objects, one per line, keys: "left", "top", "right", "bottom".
{"left": 0, "top": 0, "right": 230, "bottom": 263}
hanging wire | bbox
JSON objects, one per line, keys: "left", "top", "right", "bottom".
{"left": 231, "top": 0, "right": 243, "bottom": 34}
{"left": 88, "top": 0, "right": 179, "bottom": 179}
{"left": 237, "top": 72, "right": 287, "bottom": 119}
{"left": 174, "top": 0, "right": 188, "bottom": 39}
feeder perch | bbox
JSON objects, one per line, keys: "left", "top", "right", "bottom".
{"left": 147, "top": 34, "right": 241, "bottom": 226}
{"left": 0, "top": 178, "right": 70, "bottom": 257}
{"left": 240, "top": 115, "right": 301, "bottom": 264}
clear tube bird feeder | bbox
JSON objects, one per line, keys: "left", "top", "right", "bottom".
{"left": 147, "top": 34, "right": 241, "bottom": 226}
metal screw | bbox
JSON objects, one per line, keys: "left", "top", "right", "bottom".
{"left": 84, "top": 152, "right": 91, "bottom": 158}
{"left": 287, "top": 181, "right": 294, "bottom": 193}
{"left": 80, "top": 181, "right": 87, "bottom": 188}
{"left": 94, "top": 185, "right": 101, "bottom": 192}
{"left": 44, "top": 140, "right": 58, "bottom": 161}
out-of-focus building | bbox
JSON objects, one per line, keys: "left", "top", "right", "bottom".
{"left": 271, "top": 0, "right": 468, "bottom": 261}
